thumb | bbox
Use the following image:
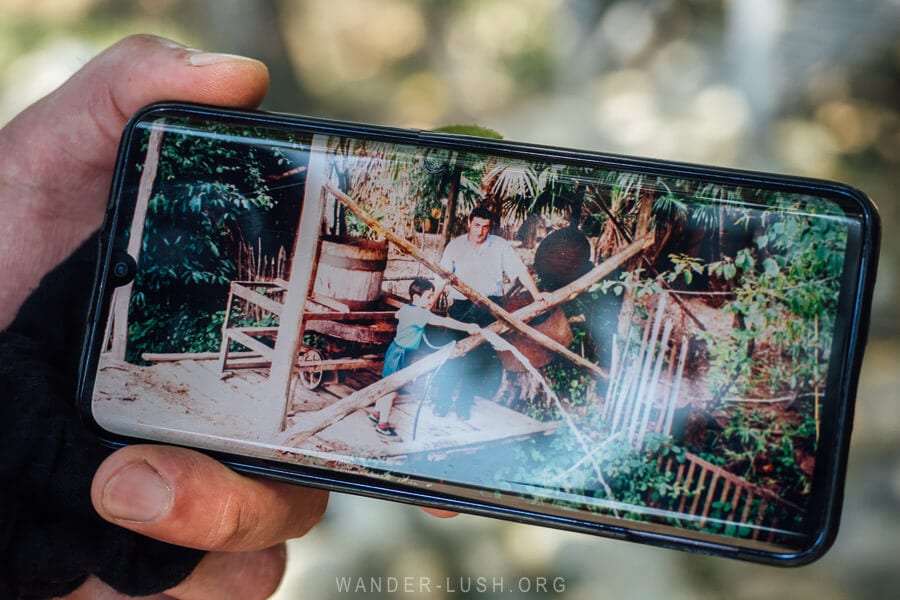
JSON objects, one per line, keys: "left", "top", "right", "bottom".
{"left": 42, "top": 34, "right": 270, "bottom": 170}
{"left": 0, "top": 34, "right": 269, "bottom": 328}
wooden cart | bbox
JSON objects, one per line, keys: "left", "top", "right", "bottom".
{"left": 217, "top": 279, "right": 398, "bottom": 391}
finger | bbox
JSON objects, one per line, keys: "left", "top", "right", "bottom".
{"left": 165, "top": 546, "right": 287, "bottom": 600}
{"left": 91, "top": 445, "right": 328, "bottom": 553}
{"left": 3, "top": 34, "right": 269, "bottom": 191}
{"left": 0, "top": 34, "right": 269, "bottom": 328}
{"left": 59, "top": 546, "right": 284, "bottom": 600}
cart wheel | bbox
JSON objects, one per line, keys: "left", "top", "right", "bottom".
{"left": 297, "top": 349, "right": 324, "bottom": 390}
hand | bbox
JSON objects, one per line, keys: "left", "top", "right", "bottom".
{"left": 0, "top": 35, "right": 269, "bottom": 330}
{"left": 0, "top": 35, "right": 327, "bottom": 599}
{"left": 87, "top": 445, "right": 328, "bottom": 599}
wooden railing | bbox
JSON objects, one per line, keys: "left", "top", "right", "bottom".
{"left": 656, "top": 451, "right": 805, "bottom": 541}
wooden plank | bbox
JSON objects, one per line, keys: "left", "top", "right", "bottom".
{"left": 295, "top": 358, "right": 383, "bottom": 371}
{"left": 753, "top": 498, "right": 769, "bottom": 540}
{"left": 143, "top": 351, "right": 261, "bottom": 363}
{"left": 381, "top": 293, "right": 407, "bottom": 309}
{"left": 322, "top": 381, "right": 357, "bottom": 398}
{"left": 689, "top": 468, "right": 708, "bottom": 518}
{"left": 305, "top": 319, "right": 394, "bottom": 344}
{"left": 178, "top": 359, "right": 267, "bottom": 407}
{"left": 727, "top": 486, "right": 743, "bottom": 522}
{"left": 302, "top": 309, "right": 396, "bottom": 322}
{"left": 230, "top": 283, "right": 284, "bottom": 316}
{"left": 326, "top": 181, "right": 613, "bottom": 380}
{"left": 234, "top": 326, "right": 280, "bottom": 336}
{"left": 217, "top": 286, "right": 238, "bottom": 375}
{"left": 110, "top": 122, "right": 165, "bottom": 360}
{"left": 698, "top": 472, "right": 721, "bottom": 524}
{"left": 305, "top": 395, "right": 560, "bottom": 460}
{"left": 281, "top": 234, "right": 651, "bottom": 447}
{"left": 677, "top": 460, "right": 696, "bottom": 514}
{"left": 225, "top": 329, "right": 275, "bottom": 359}
{"left": 269, "top": 134, "right": 330, "bottom": 432}
{"left": 308, "top": 293, "right": 350, "bottom": 313}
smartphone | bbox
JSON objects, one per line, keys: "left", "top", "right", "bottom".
{"left": 78, "top": 102, "right": 879, "bottom": 566}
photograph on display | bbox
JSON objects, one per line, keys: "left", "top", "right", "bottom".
{"left": 91, "top": 113, "right": 854, "bottom": 551}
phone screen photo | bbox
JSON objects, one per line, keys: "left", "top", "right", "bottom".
{"left": 80, "top": 104, "right": 878, "bottom": 565}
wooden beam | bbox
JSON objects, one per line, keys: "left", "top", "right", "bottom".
{"left": 109, "top": 120, "right": 165, "bottom": 360}
{"left": 224, "top": 329, "right": 275, "bottom": 360}
{"left": 229, "top": 282, "right": 285, "bottom": 316}
{"left": 142, "top": 351, "right": 262, "bottom": 363}
{"left": 324, "top": 182, "right": 610, "bottom": 379}
{"left": 295, "top": 358, "right": 384, "bottom": 371}
{"left": 281, "top": 234, "right": 651, "bottom": 447}
{"left": 266, "top": 134, "right": 330, "bottom": 433}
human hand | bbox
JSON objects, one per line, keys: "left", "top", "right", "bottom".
{"left": 87, "top": 445, "right": 328, "bottom": 599}
{"left": 0, "top": 35, "right": 328, "bottom": 599}
{"left": 0, "top": 34, "right": 269, "bottom": 331}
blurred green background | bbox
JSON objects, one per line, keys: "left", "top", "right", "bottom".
{"left": 3, "top": 1, "right": 898, "bottom": 598}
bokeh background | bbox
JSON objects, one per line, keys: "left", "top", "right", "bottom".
{"left": 2, "top": 1, "right": 898, "bottom": 598}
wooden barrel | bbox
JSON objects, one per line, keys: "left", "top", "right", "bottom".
{"left": 314, "top": 238, "right": 388, "bottom": 310}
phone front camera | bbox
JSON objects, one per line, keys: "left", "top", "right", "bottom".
{"left": 109, "top": 253, "right": 137, "bottom": 286}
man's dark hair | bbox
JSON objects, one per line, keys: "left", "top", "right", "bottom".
{"left": 408, "top": 277, "right": 435, "bottom": 299}
{"left": 468, "top": 207, "right": 494, "bottom": 223}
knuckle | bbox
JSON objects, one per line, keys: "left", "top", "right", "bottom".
{"left": 204, "top": 493, "right": 250, "bottom": 550}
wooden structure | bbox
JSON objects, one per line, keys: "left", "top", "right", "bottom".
{"left": 93, "top": 354, "right": 558, "bottom": 462}
{"left": 217, "top": 278, "right": 397, "bottom": 390}
{"left": 602, "top": 293, "right": 689, "bottom": 450}
{"left": 656, "top": 451, "right": 805, "bottom": 541}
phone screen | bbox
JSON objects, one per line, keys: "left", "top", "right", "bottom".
{"left": 84, "top": 105, "right": 876, "bottom": 564}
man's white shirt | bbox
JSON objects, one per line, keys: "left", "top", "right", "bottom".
{"left": 437, "top": 234, "right": 530, "bottom": 301}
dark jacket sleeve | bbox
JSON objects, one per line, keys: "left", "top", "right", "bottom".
{"left": 0, "top": 235, "right": 204, "bottom": 599}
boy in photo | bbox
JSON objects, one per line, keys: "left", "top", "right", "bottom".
{"left": 371, "top": 278, "right": 481, "bottom": 436}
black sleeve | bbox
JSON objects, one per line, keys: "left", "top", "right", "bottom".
{"left": 0, "top": 234, "right": 204, "bottom": 599}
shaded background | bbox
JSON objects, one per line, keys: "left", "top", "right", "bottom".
{"left": 2, "top": 1, "right": 898, "bottom": 598}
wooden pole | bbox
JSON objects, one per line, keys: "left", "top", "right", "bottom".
{"left": 281, "top": 234, "right": 651, "bottom": 446}
{"left": 636, "top": 318, "right": 673, "bottom": 450}
{"left": 441, "top": 164, "right": 463, "bottom": 248}
{"left": 266, "top": 134, "right": 330, "bottom": 433}
{"left": 324, "top": 181, "right": 612, "bottom": 380}
{"left": 109, "top": 120, "right": 165, "bottom": 360}
{"left": 629, "top": 294, "right": 667, "bottom": 442}
{"left": 663, "top": 337, "right": 688, "bottom": 437}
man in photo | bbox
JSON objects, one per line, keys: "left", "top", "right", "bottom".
{"left": 432, "top": 207, "right": 547, "bottom": 419}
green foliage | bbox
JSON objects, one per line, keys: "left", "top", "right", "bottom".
{"left": 129, "top": 120, "right": 299, "bottom": 356}
{"left": 700, "top": 406, "right": 813, "bottom": 498}
{"left": 432, "top": 124, "right": 503, "bottom": 139}
{"left": 127, "top": 306, "right": 225, "bottom": 365}
{"left": 664, "top": 192, "right": 848, "bottom": 402}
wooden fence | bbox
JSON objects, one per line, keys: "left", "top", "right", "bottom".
{"left": 655, "top": 450, "right": 805, "bottom": 541}
{"left": 602, "top": 293, "right": 688, "bottom": 450}
{"left": 602, "top": 293, "right": 804, "bottom": 539}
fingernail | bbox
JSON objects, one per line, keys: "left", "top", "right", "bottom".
{"left": 188, "top": 51, "right": 262, "bottom": 67}
{"left": 102, "top": 461, "right": 172, "bottom": 522}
